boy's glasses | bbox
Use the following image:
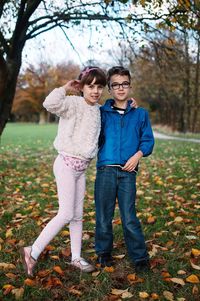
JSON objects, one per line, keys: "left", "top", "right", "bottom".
{"left": 111, "top": 81, "right": 130, "bottom": 90}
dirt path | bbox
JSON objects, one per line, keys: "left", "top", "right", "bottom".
{"left": 153, "top": 131, "right": 200, "bottom": 143}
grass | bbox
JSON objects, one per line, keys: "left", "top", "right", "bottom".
{"left": 0, "top": 123, "right": 200, "bottom": 301}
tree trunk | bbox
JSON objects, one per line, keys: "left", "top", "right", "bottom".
{"left": 192, "top": 34, "right": 200, "bottom": 132}
{"left": 0, "top": 58, "right": 21, "bottom": 136}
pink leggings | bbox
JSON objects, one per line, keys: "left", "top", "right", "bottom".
{"left": 31, "top": 155, "right": 86, "bottom": 260}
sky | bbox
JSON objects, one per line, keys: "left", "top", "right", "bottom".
{"left": 21, "top": 2, "right": 151, "bottom": 71}
{"left": 22, "top": 23, "right": 134, "bottom": 71}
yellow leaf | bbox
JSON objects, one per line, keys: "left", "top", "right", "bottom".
{"left": 0, "top": 263, "right": 16, "bottom": 270}
{"left": 139, "top": 291, "right": 149, "bottom": 298}
{"left": 122, "top": 291, "right": 133, "bottom": 299}
{"left": 186, "top": 274, "right": 200, "bottom": 283}
{"left": 174, "top": 216, "right": 183, "bottom": 223}
{"left": 163, "top": 290, "right": 174, "bottom": 301}
{"left": 92, "top": 271, "right": 101, "bottom": 277}
{"left": 60, "top": 230, "right": 70, "bottom": 236}
{"left": 191, "top": 248, "right": 200, "bottom": 257}
{"left": 11, "top": 288, "right": 24, "bottom": 300}
{"left": 113, "top": 254, "right": 125, "bottom": 259}
{"left": 111, "top": 288, "right": 128, "bottom": 295}
{"left": 170, "top": 278, "right": 185, "bottom": 286}
{"left": 3, "top": 284, "right": 15, "bottom": 295}
{"left": 174, "top": 185, "right": 183, "bottom": 190}
{"left": 177, "top": 270, "right": 186, "bottom": 275}
{"left": 50, "top": 255, "right": 59, "bottom": 260}
{"left": 6, "top": 229, "right": 13, "bottom": 238}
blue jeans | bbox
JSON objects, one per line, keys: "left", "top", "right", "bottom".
{"left": 95, "top": 166, "right": 149, "bottom": 263}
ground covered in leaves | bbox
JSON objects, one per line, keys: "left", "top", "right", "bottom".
{"left": 0, "top": 123, "right": 200, "bottom": 301}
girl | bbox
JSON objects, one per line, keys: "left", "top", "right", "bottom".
{"left": 20, "top": 66, "right": 107, "bottom": 276}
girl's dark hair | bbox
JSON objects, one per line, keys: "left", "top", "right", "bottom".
{"left": 78, "top": 66, "right": 106, "bottom": 87}
{"left": 107, "top": 66, "right": 131, "bottom": 88}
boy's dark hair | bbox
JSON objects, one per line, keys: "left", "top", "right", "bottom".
{"left": 78, "top": 66, "right": 106, "bottom": 87}
{"left": 107, "top": 66, "right": 131, "bottom": 88}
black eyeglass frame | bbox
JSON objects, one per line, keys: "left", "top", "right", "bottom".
{"left": 110, "top": 81, "right": 131, "bottom": 90}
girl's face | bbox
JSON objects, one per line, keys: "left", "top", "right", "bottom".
{"left": 81, "top": 78, "right": 104, "bottom": 106}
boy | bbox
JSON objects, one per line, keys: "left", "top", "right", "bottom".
{"left": 95, "top": 66, "right": 154, "bottom": 273}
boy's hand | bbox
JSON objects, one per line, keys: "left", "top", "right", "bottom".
{"left": 63, "top": 80, "right": 80, "bottom": 93}
{"left": 130, "top": 98, "right": 138, "bottom": 108}
{"left": 122, "top": 151, "right": 143, "bottom": 172}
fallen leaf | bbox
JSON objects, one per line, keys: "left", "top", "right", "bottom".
{"left": 151, "top": 293, "right": 159, "bottom": 299}
{"left": 44, "top": 276, "right": 63, "bottom": 288}
{"left": 104, "top": 266, "right": 115, "bottom": 273}
{"left": 37, "top": 269, "right": 51, "bottom": 277}
{"left": 5, "top": 272, "right": 17, "bottom": 279}
{"left": 147, "top": 216, "right": 156, "bottom": 224}
{"left": 192, "top": 284, "right": 199, "bottom": 295}
{"left": 111, "top": 288, "right": 128, "bottom": 295}
{"left": 61, "top": 248, "right": 71, "bottom": 257}
{"left": 139, "top": 291, "right": 149, "bottom": 299}
{"left": 53, "top": 265, "right": 64, "bottom": 276}
{"left": 163, "top": 290, "right": 174, "bottom": 301}
{"left": 113, "top": 254, "right": 125, "bottom": 259}
{"left": 186, "top": 274, "right": 200, "bottom": 283}
{"left": 121, "top": 291, "right": 133, "bottom": 299}
{"left": 6, "top": 228, "right": 13, "bottom": 238}
{"left": 191, "top": 248, "right": 200, "bottom": 257}
{"left": 170, "top": 278, "right": 185, "bottom": 286}
{"left": 177, "top": 270, "right": 186, "bottom": 275}
{"left": 24, "top": 278, "right": 37, "bottom": 286}
{"left": 11, "top": 287, "right": 24, "bottom": 300}
{"left": 190, "top": 260, "right": 200, "bottom": 270}
{"left": 0, "top": 263, "right": 16, "bottom": 270}
{"left": 92, "top": 271, "right": 101, "bottom": 277}
{"left": 3, "top": 284, "right": 15, "bottom": 295}
{"left": 174, "top": 216, "right": 183, "bottom": 223}
{"left": 127, "top": 273, "right": 144, "bottom": 284}
{"left": 68, "top": 286, "right": 82, "bottom": 296}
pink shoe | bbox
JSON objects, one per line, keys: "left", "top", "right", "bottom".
{"left": 20, "top": 246, "right": 36, "bottom": 277}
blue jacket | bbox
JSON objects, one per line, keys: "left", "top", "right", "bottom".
{"left": 97, "top": 99, "right": 154, "bottom": 168}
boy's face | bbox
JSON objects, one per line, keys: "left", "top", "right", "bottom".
{"left": 109, "top": 75, "right": 131, "bottom": 102}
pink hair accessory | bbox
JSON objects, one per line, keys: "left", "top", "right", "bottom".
{"left": 80, "top": 67, "right": 99, "bottom": 78}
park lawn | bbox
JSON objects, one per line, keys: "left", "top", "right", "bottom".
{"left": 0, "top": 123, "right": 200, "bottom": 301}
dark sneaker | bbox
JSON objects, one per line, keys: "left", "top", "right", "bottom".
{"left": 96, "top": 253, "right": 113, "bottom": 267}
{"left": 135, "top": 260, "right": 150, "bottom": 274}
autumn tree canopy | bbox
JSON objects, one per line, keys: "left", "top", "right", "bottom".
{"left": 0, "top": 0, "right": 199, "bottom": 135}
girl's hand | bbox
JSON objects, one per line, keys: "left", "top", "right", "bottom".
{"left": 130, "top": 97, "right": 138, "bottom": 108}
{"left": 63, "top": 80, "right": 80, "bottom": 93}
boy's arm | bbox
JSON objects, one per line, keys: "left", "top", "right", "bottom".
{"left": 138, "top": 110, "right": 154, "bottom": 157}
{"left": 122, "top": 110, "right": 154, "bottom": 172}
